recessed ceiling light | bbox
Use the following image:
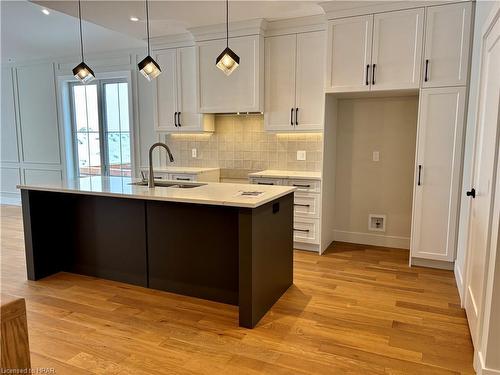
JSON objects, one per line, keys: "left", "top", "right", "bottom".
{"left": 41, "top": 8, "right": 50, "bottom": 15}
{"left": 130, "top": 16, "right": 139, "bottom": 22}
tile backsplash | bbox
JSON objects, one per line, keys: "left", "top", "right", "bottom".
{"left": 164, "top": 115, "right": 323, "bottom": 177}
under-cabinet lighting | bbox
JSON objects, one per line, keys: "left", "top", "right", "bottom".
{"left": 130, "top": 16, "right": 140, "bottom": 22}
{"left": 41, "top": 8, "right": 50, "bottom": 15}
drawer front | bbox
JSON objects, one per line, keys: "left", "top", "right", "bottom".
{"left": 287, "top": 179, "right": 321, "bottom": 193}
{"left": 170, "top": 173, "right": 196, "bottom": 182}
{"left": 293, "top": 217, "right": 320, "bottom": 244}
{"left": 249, "top": 177, "right": 283, "bottom": 186}
{"left": 294, "top": 192, "right": 320, "bottom": 218}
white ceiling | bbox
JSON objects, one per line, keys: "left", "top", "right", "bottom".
{"left": 1, "top": 1, "right": 146, "bottom": 62}
{"left": 34, "top": 1, "right": 326, "bottom": 39}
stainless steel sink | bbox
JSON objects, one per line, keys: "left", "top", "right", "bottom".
{"left": 130, "top": 181, "right": 206, "bottom": 189}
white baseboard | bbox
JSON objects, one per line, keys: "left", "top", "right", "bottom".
{"left": 333, "top": 230, "right": 409, "bottom": 249}
{"left": 475, "top": 350, "right": 500, "bottom": 375}
{"left": 0, "top": 193, "right": 21, "bottom": 206}
{"left": 294, "top": 241, "right": 320, "bottom": 253}
{"left": 455, "top": 262, "right": 465, "bottom": 306}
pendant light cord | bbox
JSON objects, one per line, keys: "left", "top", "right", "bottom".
{"left": 78, "top": 0, "right": 84, "bottom": 61}
{"left": 226, "top": 0, "right": 229, "bottom": 47}
{"left": 146, "top": 0, "right": 151, "bottom": 56}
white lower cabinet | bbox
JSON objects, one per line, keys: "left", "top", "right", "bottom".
{"left": 411, "top": 87, "right": 466, "bottom": 262}
{"left": 250, "top": 176, "right": 321, "bottom": 251}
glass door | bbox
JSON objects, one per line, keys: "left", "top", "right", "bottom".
{"left": 70, "top": 79, "right": 132, "bottom": 177}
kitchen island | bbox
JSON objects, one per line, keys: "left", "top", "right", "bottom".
{"left": 19, "top": 177, "right": 295, "bottom": 328}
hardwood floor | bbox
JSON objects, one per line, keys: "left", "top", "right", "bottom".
{"left": 1, "top": 205, "right": 474, "bottom": 374}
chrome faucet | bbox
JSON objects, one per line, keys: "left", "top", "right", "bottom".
{"left": 148, "top": 142, "right": 175, "bottom": 188}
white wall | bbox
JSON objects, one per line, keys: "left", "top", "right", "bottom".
{"left": 455, "top": 0, "right": 496, "bottom": 303}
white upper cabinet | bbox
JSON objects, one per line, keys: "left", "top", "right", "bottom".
{"left": 371, "top": 8, "right": 424, "bottom": 91}
{"left": 422, "top": 2, "right": 472, "bottom": 88}
{"left": 265, "top": 31, "right": 325, "bottom": 132}
{"left": 198, "top": 35, "right": 264, "bottom": 113}
{"left": 155, "top": 47, "right": 214, "bottom": 133}
{"left": 295, "top": 31, "right": 326, "bottom": 131}
{"left": 264, "top": 34, "right": 296, "bottom": 131}
{"left": 411, "top": 87, "right": 466, "bottom": 262}
{"left": 326, "top": 15, "right": 373, "bottom": 92}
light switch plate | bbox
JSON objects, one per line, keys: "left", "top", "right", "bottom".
{"left": 297, "top": 150, "right": 306, "bottom": 161}
{"left": 373, "top": 151, "right": 380, "bottom": 162}
{"left": 191, "top": 148, "right": 197, "bottom": 158}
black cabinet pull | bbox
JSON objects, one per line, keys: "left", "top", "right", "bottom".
{"left": 293, "top": 184, "right": 311, "bottom": 188}
{"left": 294, "top": 203, "right": 311, "bottom": 208}
{"left": 177, "top": 112, "right": 182, "bottom": 127}
{"left": 294, "top": 228, "right": 310, "bottom": 233}
{"left": 417, "top": 165, "right": 422, "bottom": 186}
{"left": 424, "top": 59, "right": 429, "bottom": 82}
{"left": 366, "top": 64, "right": 370, "bottom": 85}
{"left": 176, "top": 177, "right": 191, "bottom": 181}
{"left": 290, "top": 108, "right": 294, "bottom": 126}
{"left": 466, "top": 188, "right": 476, "bottom": 198}
{"left": 258, "top": 182, "right": 274, "bottom": 185}
{"left": 174, "top": 112, "right": 178, "bottom": 127}
{"left": 295, "top": 108, "right": 299, "bottom": 126}
{"left": 372, "top": 64, "right": 376, "bottom": 85}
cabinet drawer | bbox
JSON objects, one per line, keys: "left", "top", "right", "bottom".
{"left": 141, "top": 170, "right": 169, "bottom": 180}
{"left": 293, "top": 217, "right": 320, "bottom": 244}
{"left": 170, "top": 173, "right": 196, "bottom": 182}
{"left": 249, "top": 177, "right": 283, "bottom": 186}
{"left": 294, "top": 192, "right": 320, "bottom": 218}
{"left": 287, "top": 179, "right": 321, "bottom": 193}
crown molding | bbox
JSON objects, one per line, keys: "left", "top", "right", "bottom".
{"left": 150, "top": 33, "right": 195, "bottom": 51}
{"left": 188, "top": 18, "right": 268, "bottom": 42}
{"left": 264, "top": 15, "right": 327, "bottom": 38}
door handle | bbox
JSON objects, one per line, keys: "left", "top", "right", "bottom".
{"left": 295, "top": 108, "right": 299, "bottom": 126}
{"left": 366, "top": 64, "right": 370, "bottom": 85}
{"left": 177, "top": 112, "right": 181, "bottom": 127}
{"left": 290, "top": 108, "right": 294, "bottom": 126}
{"left": 174, "top": 112, "right": 178, "bottom": 127}
{"left": 424, "top": 59, "right": 429, "bottom": 82}
{"left": 466, "top": 188, "right": 476, "bottom": 198}
{"left": 372, "top": 64, "right": 376, "bottom": 85}
{"left": 417, "top": 165, "right": 422, "bottom": 186}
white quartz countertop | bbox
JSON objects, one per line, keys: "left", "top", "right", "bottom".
{"left": 18, "top": 176, "right": 295, "bottom": 209}
{"left": 248, "top": 170, "right": 322, "bottom": 180}
{"left": 143, "top": 166, "right": 220, "bottom": 174}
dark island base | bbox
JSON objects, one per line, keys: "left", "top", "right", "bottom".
{"left": 21, "top": 190, "right": 294, "bottom": 328}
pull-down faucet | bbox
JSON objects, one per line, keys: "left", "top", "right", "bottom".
{"left": 148, "top": 142, "right": 175, "bottom": 188}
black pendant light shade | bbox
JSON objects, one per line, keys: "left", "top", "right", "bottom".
{"left": 138, "top": 0, "right": 161, "bottom": 80}
{"left": 216, "top": 0, "right": 239, "bottom": 75}
{"left": 73, "top": 0, "right": 95, "bottom": 83}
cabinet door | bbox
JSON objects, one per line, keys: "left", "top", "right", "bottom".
{"left": 198, "top": 35, "right": 263, "bottom": 113}
{"left": 371, "top": 8, "right": 424, "bottom": 91}
{"left": 295, "top": 31, "right": 325, "bottom": 131}
{"left": 326, "top": 15, "right": 373, "bottom": 92}
{"left": 423, "top": 3, "right": 472, "bottom": 88}
{"left": 176, "top": 46, "right": 214, "bottom": 132}
{"left": 411, "top": 87, "right": 466, "bottom": 262}
{"left": 264, "top": 34, "right": 297, "bottom": 131}
{"left": 155, "top": 49, "right": 178, "bottom": 131}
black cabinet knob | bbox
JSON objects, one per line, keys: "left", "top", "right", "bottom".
{"left": 466, "top": 188, "right": 476, "bottom": 198}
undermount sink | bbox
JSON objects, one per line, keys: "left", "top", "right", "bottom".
{"left": 130, "top": 181, "right": 206, "bottom": 189}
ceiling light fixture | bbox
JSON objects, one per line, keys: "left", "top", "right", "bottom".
{"left": 138, "top": 0, "right": 161, "bottom": 81}
{"left": 216, "top": 0, "right": 240, "bottom": 76}
{"left": 41, "top": 8, "right": 50, "bottom": 15}
{"left": 72, "top": 0, "right": 95, "bottom": 83}
{"left": 130, "top": 16, "right": 139, "bottom": 22}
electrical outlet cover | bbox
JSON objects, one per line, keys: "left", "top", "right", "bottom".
{"left": 191, "top": 148, "right": 197, "bottom": 158}
{"left": 297, "top": 150, "right": 306, "bottom": 161}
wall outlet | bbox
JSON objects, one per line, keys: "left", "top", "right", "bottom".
{"left": 368, "top": 214, "right": 386, "bottom": 232}
{"left": 297, "top": 150, "right": 306, "bottom": 161}
{"left": 191, "top": 148, "right": 197, "bottom": 158}
{"left": 373, "top": 151, "right": 380, "bottom": 162}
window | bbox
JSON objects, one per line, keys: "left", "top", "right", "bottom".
{"left": 70, "top": 79, "right": 132, "bottom": 177}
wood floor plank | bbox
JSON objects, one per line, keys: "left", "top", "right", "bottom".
{"left": 0, "top": 206, "right": 474, "bottom": 374}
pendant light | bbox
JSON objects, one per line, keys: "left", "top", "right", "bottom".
{"left": 138, "top": 0, "right": 161, "bottom": 81}
{"left": 72, "top": 0, "right": 95, "bottom": 83}
{"left": 216, "top": 0, "right": 239, "bottom": 75}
